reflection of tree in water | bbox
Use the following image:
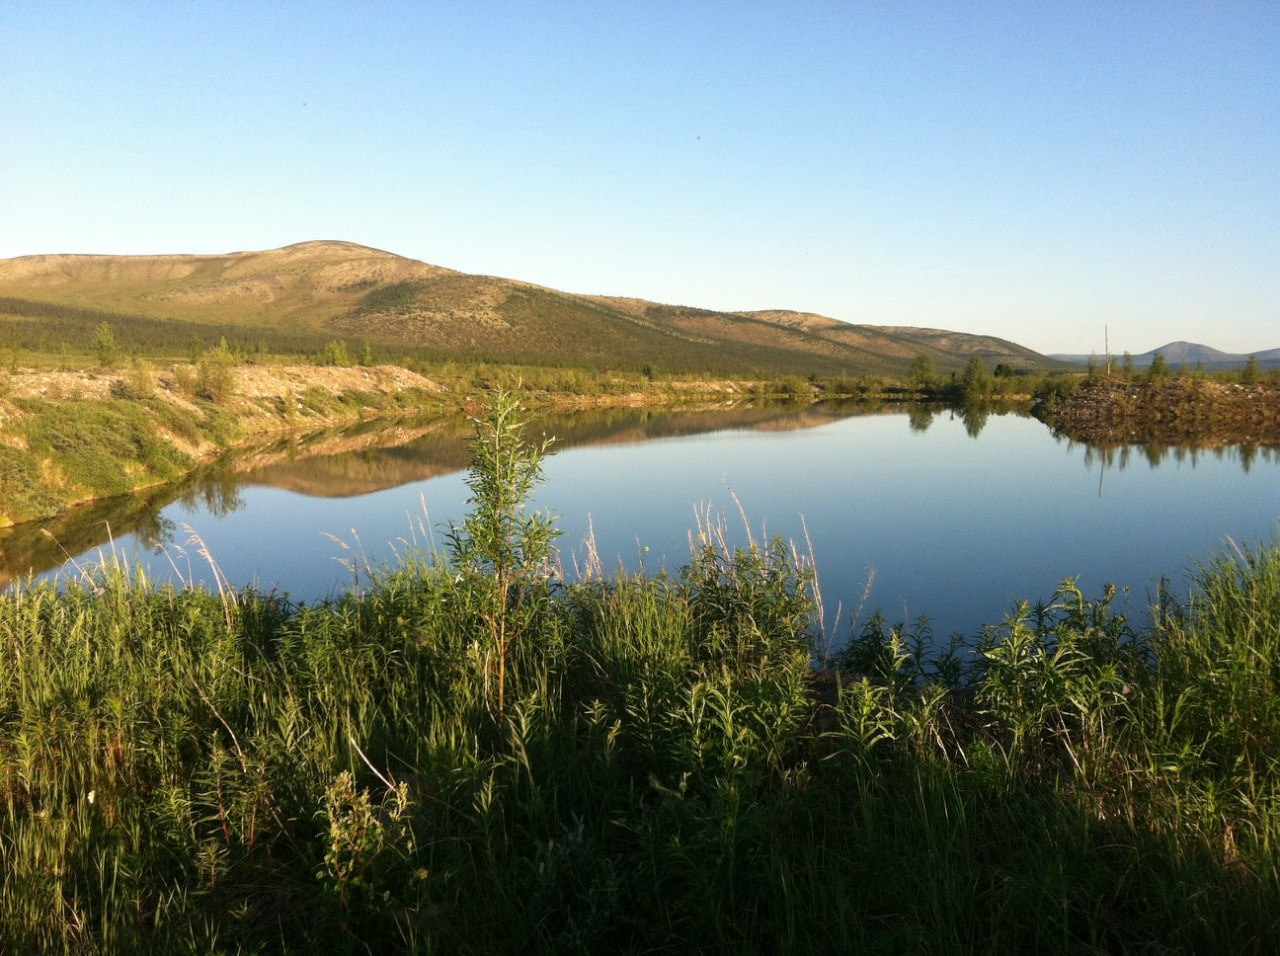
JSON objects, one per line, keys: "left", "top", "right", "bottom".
{"left": 959, "top": 402, "right": 990, "bottom": 438}
{"left": 1080, "top": 439, "right": 1274, "bottom": 483}
{"left": 133, "top": 509, "right": 177, "bottom": 553}
{"left": 1239, "top": 444, "right": 1266, "bottom": 473}
{"left": 907, "top": 404, "right": 936, "bottom": 433}
{"left": 178, "top": 471, "right": 245, "bottom": 518}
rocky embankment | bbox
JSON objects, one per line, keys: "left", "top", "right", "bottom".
{"left": 1036, "top": 375, "right": 1280, "bottom": 446}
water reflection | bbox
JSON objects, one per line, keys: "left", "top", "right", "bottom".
{"left": 960, "top": 401, "right": 991, "bottom": 438}
{"left": 1075, "top": 439, "right": 1278, "bottom": 474}
{"left": 2, "top": 401, "right": 878, "bottom": 585}
{"left": 907, "top": 403, "right": 937, "bottom": 433}
{"left": 3, "top": 400, "right": 1277, "bottom": 641}
{"left": 906, "top": 400, "right": 1029, "bottom": 439}
{"left": 0, "top": 467, "right": 252, "bottom": 587}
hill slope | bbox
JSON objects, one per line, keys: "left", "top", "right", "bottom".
{"left": 0, "top": 240, "right": 1060, "bottom": 377}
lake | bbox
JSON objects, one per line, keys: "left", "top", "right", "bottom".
{"left": 2, "top": 401, "right": 1277, "bottom": 643}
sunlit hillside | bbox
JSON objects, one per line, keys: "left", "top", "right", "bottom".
{"left": 0, "top": 240, "right": 1061, "bottom": 377}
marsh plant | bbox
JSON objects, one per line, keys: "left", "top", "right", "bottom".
{"left": 0, "top": 391, "right": 1278, "bottom": 953}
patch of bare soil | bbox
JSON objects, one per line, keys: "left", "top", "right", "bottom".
{"left": 230, "top": 364, "right": 441, "bottom": 399}
{"left": 1, "top": 364, "right": 440, "bottom": 404}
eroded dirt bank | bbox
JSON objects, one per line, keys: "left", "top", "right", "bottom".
{"left": 0, "top": 365, "right": 447, "bottom": 526}
{"left": 1036, "top": 376, "right": 1280, "bottom": 447}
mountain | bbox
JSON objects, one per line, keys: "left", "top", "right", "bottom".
{"left": 1051, "top": 341, "right": 1280, "bottom": 371}
{"left": 0, "top": 240, "right": 1062, "bottom": 378}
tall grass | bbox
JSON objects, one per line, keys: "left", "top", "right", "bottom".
{"left": 1, "top": 393, "right": 1278, "bottom": 952}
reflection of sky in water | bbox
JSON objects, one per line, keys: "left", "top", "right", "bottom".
{"left": 30, "top": 409, "right": 1280, "bottom": 641}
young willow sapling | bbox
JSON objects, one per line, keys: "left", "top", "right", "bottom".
{"left": 445, "top": 387, "right": 562, "bottom": 716}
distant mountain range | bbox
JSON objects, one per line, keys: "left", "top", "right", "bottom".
{"left": 0, "top": 240, "right": 1065, "bottom": 379}
{"left": 1051, "top": 341, "right": 1280, "bottom": 371}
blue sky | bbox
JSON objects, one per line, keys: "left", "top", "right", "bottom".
{"left": 4, "top": 1, "right": 1277, "bottom": 356}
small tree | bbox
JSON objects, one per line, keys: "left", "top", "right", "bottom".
{"left": 320, "top": 340, "right": 353, "bottom": 367}
{"left": 197, "top": 339, "right": 236, "bottom": 404}
{"left": 960, "top": 356, "right": 992, "bottom": 400}
{"left": 909, "top": 354, "right": 936, "bottom": 391}
{"left": 446, "top": 387, "right": 561, "bottom": 717}
{"left": 1242, "top": 355, "right": 1261, "bottom": 385}
{"left": 92, "top": 322, "right": 121, "bottom": 368}
{"left": 1147, "top": 353, "right": 1169, "bottom": 382}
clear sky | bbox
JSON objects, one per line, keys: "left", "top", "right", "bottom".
{"left": 4, "top": 1, "right": 1277, "bottom": 356}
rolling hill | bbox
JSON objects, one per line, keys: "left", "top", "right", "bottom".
{"left": 1051, "top": 341, "right": 1280, "bottom": 371}
{"left": 0, "top": 240, "right": 1061, "bottom": 378}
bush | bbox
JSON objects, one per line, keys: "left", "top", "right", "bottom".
{"left": 771, "top": 375, "right": 811, "bottom": 397}
{"left": 92, "top": 322, "right": 120, "bottom": 368}
{"left": 196, "top": 341, "right": 236, "bottom": 404}
{"left": 319, "top": 340, "right": 353, "bottom": 367}
{"left": 1032, "top": 375, "right": 1080, "bottom": 411}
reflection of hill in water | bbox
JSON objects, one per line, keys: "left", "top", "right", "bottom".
{"left": 0, "top": 401, "right": 893, "bottom": 585}
{"left": 235, "top": 417, "right": 472, "bottom": 498}
{"left": 236, "top": 402, "right": 878, "bottom": 499}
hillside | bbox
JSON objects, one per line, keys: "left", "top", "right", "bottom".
{"left": 1, "top": 240, "right": 1060, "bottom": 377}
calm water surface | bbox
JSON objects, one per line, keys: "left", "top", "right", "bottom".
{"left": 4, "top": 403, "right": 1277, "bottom": 641}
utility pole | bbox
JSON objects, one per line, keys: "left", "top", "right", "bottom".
{"left": 1105, "top": 325, "right": 1111, "bottom": 375}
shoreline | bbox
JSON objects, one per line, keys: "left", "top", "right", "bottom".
{"left": 0, "top": 363, "right": 787, "bottom": 528}
{"left": 1035, "top": 374, "right": 1280, "bottom": 448}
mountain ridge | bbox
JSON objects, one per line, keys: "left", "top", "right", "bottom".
{"left": 1051, "top": 340, "right": 1280, "bottom": 371}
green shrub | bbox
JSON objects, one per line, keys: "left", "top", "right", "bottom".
{"left": 319, "top": 340, "right": 353, "bottom": 367}
{"left": 770, "top": 374, "right": 811, "bottom": 397}
{"left": 196, "top": 341, "right": 236, "bottom": 404}
{"left": 22, "top": 400, "right": 193, "bottom": 499}
{"left": 0, "top": 444, "right": 62, "bottom": 521}
{"left": 92, "top": 322, "right": 121, "bottom": 368}
{"left": 1032, "top": 375, "right": 1080, "bottom": 411}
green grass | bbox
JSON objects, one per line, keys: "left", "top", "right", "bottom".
{"left": 0, "top": 363, "right": 453, "bottom": 526}
{"left": 1, "top": 392, "right": 1278, "bottom": 952}
{"left": 0, "top": 444, "right": 62, "bottom": 518}
{"left": 21, "top": 398, "right": 198, "bottom": 499}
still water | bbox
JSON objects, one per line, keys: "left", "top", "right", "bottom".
{"left": 3, "top": 403, "right": 1277, "bottom": 641}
